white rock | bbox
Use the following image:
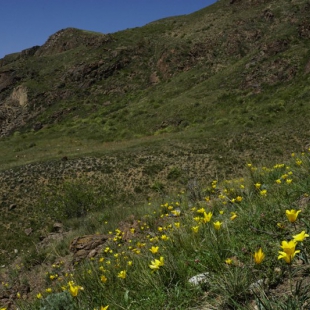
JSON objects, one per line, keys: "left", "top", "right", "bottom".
{"left": 188, "top": 272, "right": 210, "bottom": 285}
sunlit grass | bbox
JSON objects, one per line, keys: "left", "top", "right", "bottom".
{"left": 2, "top": 149, "right": 309, "bottom": 309}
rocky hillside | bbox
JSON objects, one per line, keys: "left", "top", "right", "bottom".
{"left": 1, "top": 0, "right": 310, "bottom": 273}
{"left": 0, "top": 0, "right": 310, "bottom": 139}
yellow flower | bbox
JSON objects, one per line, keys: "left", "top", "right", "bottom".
{"left": 68, "top": 281, "right": 83, "bottom": 297}
{"left": 171, "top": 210, "right": 181, "bottom": 217}
{"left": 286, "top": 179, "right": 292, "bottom": 184}
{"left": 174, "top": 222, "right": 180, "bottom": 228}
{"left": 296, "top": 159, "right": 302, "bottom": 166}
{"left": 202, "top": 211, "right": 213, "bottom": 223}
{"left": 278, "top": 239, "right": 300, "bottom": 264}
{"left": 191, "top": 226, "right": 199, "bottom": 233}
{"left": 130, "top": 228, "right": 135, "bottom": 233}
{"left": 280, "top": 240, "right": 298, "bottom": 256}
{"left": 132, "top": 248, "right": 140, "bottom": 254}
{"left": 219, "top": 194, "right": 226, "bottom": 200}
{"left": 100, "top": 275, "right": 107, "bottom": 283}
{"left": 136, "top": 242, "right": 146, "bottom": 248}
{"left": 255, "top": 183, "right": 261, "bottom": 189}
{"left": 219, "top": 210, "right": 224, "bottom": 215}
{"left": 150, "top": 236, "right": 158, "bottom": 242}
{"left": 45, "top": 288, "right": 52, "bottom": 293}
{"left": 117, "top": 270, "right": 126, "bottom": 279}
{"left": 293, "top": 231, "right": 309, "bottom": 242}
{"left": 286, "top": 209, "right": 301, "bottom": 223}
{"left": 275, "top": 179, "right": 281, "bottom": 184}
{"left": 100, "top": 306, "right": 109, "bottom": 310}
{"left": 260, "top": 190, "right": 267, "bottom": 197}
{"left": 36, "top": 293, "right": 42, "bottom": 299}
{"left": 213, "top": 221, "right": 222, "bottom": 230}
{"left": 278, "top": 250, "right": 300, "bottom": 264}
{"left": 149, "top": 257, "right": 164, "bottom": 271}
{"left": 236, "top": 196, "right": 243, "bottom": 202}
{"left": 149, "top": 246, "right": 159, "bottom": 254}
{"left": 160, "top": 234, "right": 169, "bottom": 241}
{"left": 225, "top": 258, "right": 232, "bottom": 265}
{"left": 197, "top": 207, "right": 206, "bottom": 214}
{"left": 128, "top": 261, "right": 133, "bottom": 266}
{"left": 193, "top": 216, "right": 201, "bottom": 223}
{"left": 253, "top": 248, "right": 265, "bottom": 264}
{"left": 230, "top": 212, "right": 237, "bottom": 220}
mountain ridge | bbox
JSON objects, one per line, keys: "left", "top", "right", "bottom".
{"left": 1, "top": 0, "right": 310, "bottom": 271}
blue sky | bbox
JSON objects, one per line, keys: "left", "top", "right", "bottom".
{"left": 1, "top": 0, "right": 217, "bottom": 59}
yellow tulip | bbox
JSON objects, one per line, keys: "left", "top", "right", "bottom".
{"left": 293, "top": 231, "right": 309, "bottom": 242}
{"left": 117, "top": 270, "right": 126, "bottom": 279}
{"left": 285, "top": 209, "right": 301, "bottom": 223}
{"left": 149, "top": 246, "right": 159, "bottom": 254}
{"left": 225, "top": 258, "right": 233, "bottom": 265}
{"left": 278, "top": 240, "right": 300, "bottom": 264}
{"left": 213, "top": 221, "right": 222, "bottom": 230}
{"left": 280, "top": 240, "right": 297, "bottom": 255}
{"left": 253, "top": 248, "right": 265, "bottom": 264}
{"left": 191, "top": 226, "right": 199, "bottom": 233}
{"left": 160, "top": 234, "right": 169, "bottom": 241}
{"left": 197, "top": 207, "right": 206, "bottom": 214}
{"left": 254, "top": 183, "right": 261, "bottom": 189}
{"left": 100, "top": 275, "right": 107, "bottom": 283}
{"left": 278, "top": 250, "right": 300, "bottom": 264}
{"left": 149, "top": 257, "right": 164, "bottom": 271}
{"left": 230, "top": 212, "right": 237, "bottom": 220}
{"left": 68, "top": 281, "right": 83, "bottom": 297}
{"left": 202, "top": 212, "right": 213, "bottom": 223}
{"left": 236, "top": 196, "right": 243, "bottom": 202}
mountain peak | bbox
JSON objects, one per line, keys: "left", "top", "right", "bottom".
{"left": 35, "top": 27, "right": 111, "bottom": 56}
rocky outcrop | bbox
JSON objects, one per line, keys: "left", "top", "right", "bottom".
{"left": 0, "top": 85, "right": 29, "bottom": 136}
{"left": 69, "top": 234, "right": 109, "bottom": 262}
{"left": 9, "top": 85, "right": 28, "bottom": 107}
{"left": 20, "top": 46, "right": 40, "bottom": 57}
{"left": 35, "top": 28, "right": 112, "bottom": 56}
{"left": 0, "top": 70, "right": 20, "bottom": 93}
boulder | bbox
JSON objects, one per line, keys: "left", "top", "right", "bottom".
{"left": 69, "top": 234, "right": 109, "bottom": 262}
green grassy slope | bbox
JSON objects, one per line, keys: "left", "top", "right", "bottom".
{"left": 1, "top": 1, "right": 310, "bottom": 306}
